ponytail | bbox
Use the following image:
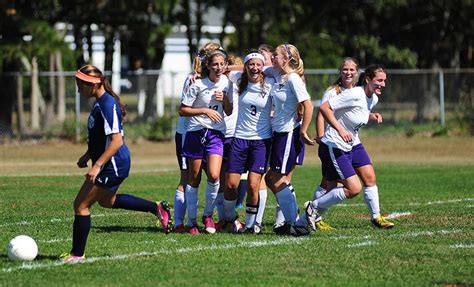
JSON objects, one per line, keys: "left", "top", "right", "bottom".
{"left": 77, "top": 65, "right": 127, "bottom": 118}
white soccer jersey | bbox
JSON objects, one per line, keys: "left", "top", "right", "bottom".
{"left": 320, "top": 87, "right": 362, "bottom": 146}
{"left": 176, "top": 74, "right": 193, "bottom": 134}
{"left": 234, "top": 77, "right": 274, "bottom": 140}
{"left": 321, "top": 86, "right": 379, "bottom": 151}
{"left": 224, "top": 74, "right": 240, "bottom": 138}
{"left": 182, "top": 75, "right": 233, "bottom": 132}
{"left": 271, "top": 72, "right": 311, "bottom": 132}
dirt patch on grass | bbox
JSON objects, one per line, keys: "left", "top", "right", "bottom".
{"left": 1, "top": 136, "right": 473, "bottom": 175}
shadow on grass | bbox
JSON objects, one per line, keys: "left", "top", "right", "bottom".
{"left": 1, "top": 253, "right": 59, "bottom": 261}
{"left": 94, "top": 225, "right": 163, "bottom": 233}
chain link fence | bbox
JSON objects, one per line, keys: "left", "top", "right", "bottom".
{"left": 2, "top": 69, "right": 473, "bottom": 141}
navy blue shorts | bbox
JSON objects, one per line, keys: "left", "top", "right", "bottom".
{"left": 95, "top": 167, "right": 127, "bottom": 192}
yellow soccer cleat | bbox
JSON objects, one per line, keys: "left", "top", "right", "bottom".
{"left": 315, "top": 220, "right": 335, "bottom": 231}
{"left": 371, "top": 214, "right": 395, "bottom": 229}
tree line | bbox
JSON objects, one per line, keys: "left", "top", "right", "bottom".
{"left": 0, "top": 0, "right": 472, "bottom": 138}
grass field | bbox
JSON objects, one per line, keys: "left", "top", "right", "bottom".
{"left": 0, "top": 137, "right": 473, "bottom": 286}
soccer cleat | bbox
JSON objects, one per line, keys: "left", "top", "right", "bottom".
{"left": 238, "top": 227, "right": 254, "bottom": 234}
{"left": 188, "top": 224, "right": 200, "bottom": 235}
{"left": 254, "top": 223, "right": 262, "bottom": 235}
{"left": 290, "top": 225, "right": 311, "bottom": 237}
{"left": 315, "top": 220, "right": 335, "bottom": 231}
{"left": 60, "top": 252, "right": 85, "bottom": 264}
{"left": 304, "top": 201, "right": 319, "bottom": 231}
{"left": 231, "top": 218, "right": 244, "bottom": 233}
{"left": 273, "top": 222, "right": 291, "bottom": 235}
{"left": 202, "top": 216, "right": 216, "bottom": 234}
{"left": 173, "top": 224, "right": 187, "bottom": 233}
{"left": 215, "top": 219, "right": 225, "bottom": 232}
{"left": 371, "top": 215, "right": 395, "bottom": 229}
{"left": 156, "top": 201, "right": 173, "bottom": 234}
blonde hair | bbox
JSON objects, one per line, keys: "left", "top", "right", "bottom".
{"left": 277, "top": 43, "right": 305, "bottom": 81}
{"left": 78, "top": 65, "right": 127, "bottom": 118}
{"left": 227, "top": 54, "right": 243, "bottom": 66}
{"left": 328, "top": 57, "right": 359, "bottom": 94}
{"left": 192, "top": 42, "right": 221, "bottom": 77}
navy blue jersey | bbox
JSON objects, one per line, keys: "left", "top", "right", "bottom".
{"left": 87, "top": 92, "right": 130, "bottom": 178}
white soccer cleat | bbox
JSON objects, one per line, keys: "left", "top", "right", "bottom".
{"left": 304, "top": 201, "right": 319, "bottom": 231}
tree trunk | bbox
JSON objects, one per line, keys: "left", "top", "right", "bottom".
{"left": 30, "top": 56, "right": 41, "bottom": 131}
{"left": 16, "top": 75, "right": 26, "bottom": 136}
{"left": 56, "top": 51, "right": 66, "bottom": 123}
{"left": 44, "top": 53, "right": 57, "bottom": 128}
{"left": 415, "top": 68, "right": 441, "bottom": 123}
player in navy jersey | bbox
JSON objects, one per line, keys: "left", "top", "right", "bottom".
{"left": 299, "top": 64, "right": 394, "bottom": 232}
{"left": 222, "top": 51, "right": 274, "bottom": 234}
{"left": 60, "top": 65, "right": 172, "bottom": 263}
{"left": 180, "top": 49, "right": 233, "bottom": 235}
{"left": 263, "top": 44, "right": 315, "bottom": 235}
{"left": 173, "top": 42, "right": 221, "bottom": 233}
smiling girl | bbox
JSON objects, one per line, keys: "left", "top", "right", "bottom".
{"left": 179, "top": 49, "right": 232, "bottom": 234}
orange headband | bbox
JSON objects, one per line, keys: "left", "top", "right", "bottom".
{"left": 75, "top": 70, "right": 102, "bottom": 84}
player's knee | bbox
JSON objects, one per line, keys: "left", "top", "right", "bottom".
{"left": 207, "top": 173, "right": 220, "bottom": 183}
{"left": 98, "top": 198, "right": 113, "bottom": 208}
{"left": 226, "top": 181, "right": 239, "bottom": 191}
{"left": 346, "top": 183, "right": 362, "bottom": 198}
{"left": 247, "top": 181, "right": 260, "bottom": 194}
{"left": 363, "top": 177, "right": 376, "bottom": 187}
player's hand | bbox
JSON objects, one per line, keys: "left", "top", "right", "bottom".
{"left": 85, "top": 164, "right": 101, "bottom": 183}
{"left": 314, "top": 136, "right": 323, "bottom": 144}
{"left": 301, "top": 132, "right": 315, "bottom": 146}
{"left": 77, "top": 154, "right": 89, "bottom": 168}
{"left": 369, "top": 112, "right": 383, "bottom": 123}
{"left": 205, "top": 108, "right": 222, "bottom": 123}
{"left": 338, "top": 129, "right": 352, "bottom": 143}
{"left": 214, "top": 90, "right": 225, "bottom": 102}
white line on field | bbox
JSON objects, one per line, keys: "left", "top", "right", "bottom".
{"left": 385, "top": 212, "right": 412, "bottom": 219}
{"left": 449, "top": 244, "right": 474, "bottom": 249}
{"left": 37, "top": 238, "right": 71, "bottom": 244}
{"left": 1, "top": 237, "right": 309, "bottom": 273}
{"left": 0, "top": 212, "right": 134, "bottom": 228}
{"left": 347, "top": 240, "right": 376, "bottom": 248}
{"left": 392, "top": 229, "right": 463, "bottom": 238}
{"left": 0, "top": 168, "right": 175, "bottom": 178}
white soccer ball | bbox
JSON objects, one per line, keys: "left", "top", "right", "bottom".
{"left": 7, "top": 235, "right": 38, "bottom": 261}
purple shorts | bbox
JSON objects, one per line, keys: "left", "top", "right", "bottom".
{"left": 318, "top": 143, "right": 372, "bottom": 181}
{"left": 269, "top": 126, "right": 305, "bottom": 175}
{"left": 175, "top": 132, "right": 188, "bottom": 170}
{"left": 227, "top": 138, "right": 271, "bottom": 174}
{"left": 223, "top": 137, "right": 234, "bottom": 162}
{"left": 182, "top": 129, "right": 225, "bottom": 159}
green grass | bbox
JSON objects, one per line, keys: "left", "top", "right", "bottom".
{"left": 0, "top": 164, "right": 473, "bottom": 286}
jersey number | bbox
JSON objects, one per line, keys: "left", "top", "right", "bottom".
{"left": 209, "top": 105, "right": 218, "bottom": 111}
{"left": 250, "top": 105, "right": 257, "bottom": 116}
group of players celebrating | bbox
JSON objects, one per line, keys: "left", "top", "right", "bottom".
{"left": 61, "top": 41, "right": 395, "bottom": 263}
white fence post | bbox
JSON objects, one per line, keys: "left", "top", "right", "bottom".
{"left": 439, "top": 70, "right": 445, "bottom": 126}
{"left": 75, "top": 85, "right": 81, "bottom": 142}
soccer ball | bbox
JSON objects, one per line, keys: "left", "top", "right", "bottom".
{"left": 7, "top": 235, "right": 38, "bottom": 261}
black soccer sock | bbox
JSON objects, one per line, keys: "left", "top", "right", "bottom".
{"left": 112, "top": 194, "right": 156, "bottom": 214}
{"left": 71, "top": 215, "right": 91, "bottom": 257}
